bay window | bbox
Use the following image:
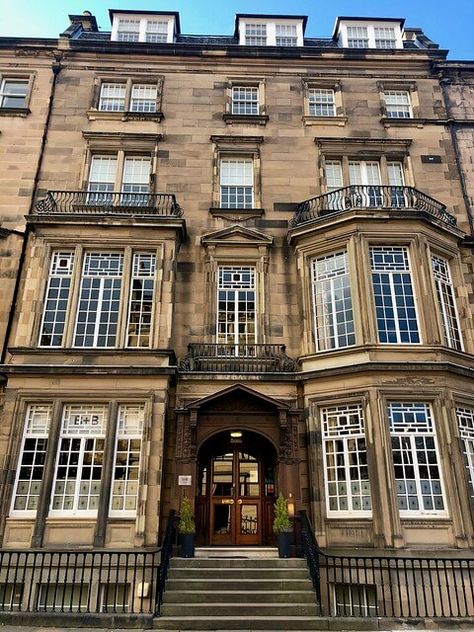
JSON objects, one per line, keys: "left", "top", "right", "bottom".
{"left": 388, "top": 402, "right": 446, "bottom": 516}
{"left": 456, "top": 407, "right": 474, "bottom": 500}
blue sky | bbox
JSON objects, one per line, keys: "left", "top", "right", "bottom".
{"left": 1, "top": 0, "right": 472, "bottom": 59}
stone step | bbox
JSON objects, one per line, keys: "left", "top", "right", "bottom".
{"left": 166, "top": 577, "right": 314, "bottom": 591}
{"left": 171, "top": 557, "right": 306, "bottom": 568}
{"left": 163, "top": 589, "right": 316, "bottom": 603}
{"left": 154, "top": 616, "right": 335, "bottom": 630}
{"left": 167, "top": 567, "right": 309, "bottom": 580}
{"left": 195, "top": 546, "right": 278, "bottom": 559}
{"left": 160, "top": 603, "right": 320, "bottom": 617}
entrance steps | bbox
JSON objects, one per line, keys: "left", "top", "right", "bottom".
{"left": 194, "top": 546, "right": 278, "bottom": 558}
{"left": 157, "top": 554, "right": 321, "bottom": 630}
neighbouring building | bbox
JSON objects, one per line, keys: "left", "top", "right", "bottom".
{"left": 0, "top": 7, "right": 473, "bottom": 619}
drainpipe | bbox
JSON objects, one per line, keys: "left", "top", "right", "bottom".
{"left": 0, "top": 55, "right": 62, "bottom": 364}
{"left": 438, "top": 69, "right": 474, "bottom": 236}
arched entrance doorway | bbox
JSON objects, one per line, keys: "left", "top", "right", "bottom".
{"left": 196, "top": 430, "right": 277, "bottom": 546}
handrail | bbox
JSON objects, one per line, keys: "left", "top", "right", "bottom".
{"left": 179, "top": 343, "right": 298, "bottom": 372}
{"left": 299, "top": 510, "right": 322, "bottom": 605}
{"left": 290, "top": 185, "right": 456, "bottom": 228}
{"left": 155, "top": 509, "right": 176, "bottom": 615}
{"left": 34, "top": 191, "right": 183, "bottom": 217}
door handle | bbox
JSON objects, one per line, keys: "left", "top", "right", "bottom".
{"left": 237, "top": 499, "right": 243, "bottom": 505}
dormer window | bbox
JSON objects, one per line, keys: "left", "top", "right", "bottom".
{"left": 335, "top": 19, "right": 404, "bottom": 49}
{"left": 245, "top": 24, "right": 267, "bottom": 46}
{"left": 275, "top": 24, "right": 297, "bottom": 47}
{"left": 237, "top": 15, "right": 306, "bottom": 47}
{"left": 110, "top": 12, "right": 179, "bottom": 44}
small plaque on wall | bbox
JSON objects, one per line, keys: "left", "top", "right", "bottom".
{"left": 178, "top": 475, "right": 192, "bottom": 486}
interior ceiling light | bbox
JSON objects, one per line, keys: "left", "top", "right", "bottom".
{"left": 230, "top": 431, "right": 242, "bottom": 438}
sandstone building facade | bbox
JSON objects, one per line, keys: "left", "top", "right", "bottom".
{"left": 0, "top": 7, "right": 473, "bottom": 616}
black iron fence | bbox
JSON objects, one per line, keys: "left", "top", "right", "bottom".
{"left": 299, "top": 511, "right": 474, "bottom": 618}
{"left": 179, "top": 343, "right": 298, "bottom": 372}
{"left": 34, "top": 190, "right": 183, "bottom": 217}
{"left": 0, "top": 512, "right": 176, "bottom": 616}
{"left": 290, "top": 185, "right": 456, "bottom": 228}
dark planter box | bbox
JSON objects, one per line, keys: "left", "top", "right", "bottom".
{"left": 277, "top": 531, "right": 291, "bottom": 558}
{"left": 180, "top": 533, "right": 194, "bottom": 558}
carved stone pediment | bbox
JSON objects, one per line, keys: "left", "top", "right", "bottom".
{"left": 201, "top": 224, "right": 273, "bottom": 249}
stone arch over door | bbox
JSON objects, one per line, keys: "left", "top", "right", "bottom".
{"left": 173, "top": 384, "right": 302, "bottom": 545}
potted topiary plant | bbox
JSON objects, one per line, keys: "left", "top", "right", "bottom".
{"left": 273, "top": 493, "right": 292, "bottom": 558}
{"left": 178, "top": 496, "right": 195, "bottom": 558}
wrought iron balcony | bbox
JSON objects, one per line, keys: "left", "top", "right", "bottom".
{"left": 290, "top": 185, "right": 456, "bottom": 228}
{"left": 179, "top": 343, "right": 298, "bottom": 373}
{"left": 34, "top": 191, "right": 183, "bottom": 217}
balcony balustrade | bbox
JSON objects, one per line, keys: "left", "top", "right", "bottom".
{"left": 290, "top": 185, "right": 456, "bottom": 228}
{"left": 179, "top": 343, "right": 298, "bottom": 373}
{"left": 34, "top": 191, "right": 183, "bottom": 217}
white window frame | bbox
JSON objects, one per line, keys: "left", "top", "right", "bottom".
{"left": 50, "top": 405, "right": 108, "bottom": 517}
{"left": 238, "top": 19, "right": 304, "bottom": 47}
{"left": 231, "top": 86, "right": 259, "bottom": 116}
{"left": 87, "top": 153, "right": 152, "bottom": 195}
{"left": 39, "top": 252, "right": 75, "bottom": 348}
{"left": 111, "top": 14, "right": 176, "bottom": 43}
{"left": 0, "top": 78, "right": 29, "bottom": 109}
{"left": 370, "top": 246, "right": 421, "bottom": 345}
{"left": 334, "top": 583, "right": 378, "bottom": 617}
{"left": 126, "top": 253, "right": 157, "bottom": 348}
{"left": 309, "top": 88, "right": 336, "bottom": 117}
{"left": 99, "top": 583, "right": 131, "bottom": 613}
{"left": 219, "top": 157, "right": 254, "bottom": 209}
{"left": 388, "top": 402, "right": 448, "bottom": 518}
{"left": 110, "top": 405, "right": 145, "bottom": 517}
{"left": 456, "top": 407, "right": 474, "bottom": 501}
{"left": 37, "top": 584, "right": 90, "bottom": 612}
{"left": 216, "top": 266, "right": 257, "bottom": 353}
{"left": 384, "top": 90, "right": 412, "bottom": 118}
{"left": 431, "top": 255, "right": 463, "bottom": 351}
{"left": 311, "top": 251, "right": 356, "bottom": 352}
{"left": 321, "top": 403, "right": 372, "bottom": 518}
{"left": 10, "top": 405, "right": 53, "bottom": 517}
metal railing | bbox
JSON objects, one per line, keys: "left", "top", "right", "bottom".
{"left": 299, "top": 511, "right": 474, "bottom": 618}
{"left": 0, "top": 511, "right": 177, "bottom": 616}
{"left": 156, "top": 509, "right": 176, "bottom": 614}
{"left": 290, "top": 185, "right": 456, "bottom": 228}
{"left": 179, "top": 343, "right": 298, "bottom": 372}
{"left": 34, "top": 191, "right": 183, "bottom": 217}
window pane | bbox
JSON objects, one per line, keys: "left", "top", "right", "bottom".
{"left": 117, "top": 19, "right": 140, "bottom": 42}
{"left": 309, "top": 89, "right": 335, "bottom": 117}
{"left": 245, "top": 23, "right": 267, "bottom": 46}
{"left": 110, "top": 405, "right": 144, "bottom": 514}
{"left": 370, "top": 246, "right": 420, "bottom": 344}
{"left": 231, "top": 87, "right": 259, "bottom": 115}
{"left": 275, "top": 24, "right": 297, "bottom": 47}
{"left": 322, "top": 404, "right": 371, "bottom": 515}
{"left": 127, "top": 253, "right": 156, "bottom": 347}
{"left": 217, "top": 266, "right": 256, "bottom": 349}
{"left": 0, "top": 79, "right": 28, "bottom": 108}
{"left": 73, "top": 253, "right": 123, "bottom": 348}
{"left": 12, "top": 405, "right": 52, "bottom": 513}
{"left": 145, "top": 20, "right": 168, "bottom": 43}
{"left": 374, "top": 27, "right": 397, "bottom": 48}
{"left": 431, "top": 255, "right": 462, "bottom": 350}
{"left": 51, "top": 405, "right": 107, "bottom": 514}
{"left": 131, "top": 84, "right": 157, "bottom": 112}
{"left": 99, "top": 83, "right": 126, "bottom": 112}
{"left": 384, "top": 90, "right": 411, "bottom": 118}
{"left": 39, "top": 252, "right": 75, "bottom": 347}
{"left": 312, "top": 251, "right": 355, "bottom": 351}
{"left": 347, "top": 26, "right": 368, "bottom": 48}
{"left": 220, "top": 158, "right": 253, "bottom": 208}
{"left": 457, "top": 407, "right": 474, "bottom": 500}
{"left": 388, "top": 402, "right": 445, "bottom": 515}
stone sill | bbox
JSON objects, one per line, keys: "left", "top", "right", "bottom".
{"left": 209, "top": 207, "right": 264, "bottom": 219}
{"left": 87, "top": 109, "right": 164, "bottom": 122}
{"left": 0, "top": 107, "right": 30, "bottom": 117}
{"left": 303, "top": 115, "right": 347, "bottom": 126}
{"left": 223, "top": 113, "right": 268, "bottom": 126}
{"left": 381, "top": 116, "right": 425, "bottom": 128}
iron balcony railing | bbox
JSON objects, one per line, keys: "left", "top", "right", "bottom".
{"left": 179, "top": 343, "right": 298, "bottom": 372}
{"left": 34, "top": 191, "right": 183, "bottom": 217}
{"left": 290, "top": 185, "right": 456, "bottom": 228}
{"left": 298, "top": 511, "right": 474, "bottom": 618}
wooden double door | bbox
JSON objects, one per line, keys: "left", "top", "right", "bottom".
{"left": 197, "top": 441, "right": 275, "bottom": 546}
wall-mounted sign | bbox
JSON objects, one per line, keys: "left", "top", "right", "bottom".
{"left": 178, "top": 475, "right": 192, "bottom": 486}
